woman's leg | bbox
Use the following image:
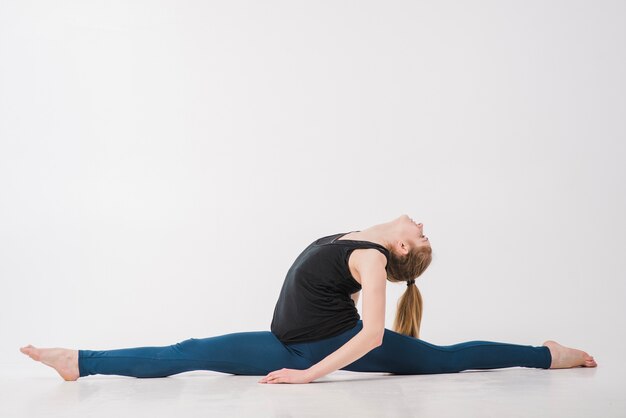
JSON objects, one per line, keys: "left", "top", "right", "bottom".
{"left": 76, "top": 331, "right": 312, "bottom": 378}
{"left": 344, "top": 329, "right": 552, "bottom": 374}
{"left": 304, "top": 320, "right": 551, "bottom": 375}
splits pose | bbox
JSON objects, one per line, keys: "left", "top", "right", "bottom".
{"left": 21, "top": 214, "right": 597, "bottom": 383}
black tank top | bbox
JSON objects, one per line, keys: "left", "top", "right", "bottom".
{"left": 270, "top": 231, "right": 390, "bottom": 344}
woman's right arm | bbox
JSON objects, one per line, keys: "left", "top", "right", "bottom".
{"left": 305, "top": 249, "right": 388, "bottom": 381}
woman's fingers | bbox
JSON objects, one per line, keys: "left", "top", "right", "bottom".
{"left": 259, "top": 368, "right": 287, "bottom": 383}
{"left": 262, "top": 374, "right": 281, "bottom": 383}
{"left": 259, "top": 372, "right": 277, "bottom": 383}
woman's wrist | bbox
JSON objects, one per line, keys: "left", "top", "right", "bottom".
{"left": 305, "top": 365, "right": 324, "bottom": 382}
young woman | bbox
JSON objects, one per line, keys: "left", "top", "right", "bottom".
{"left": 20, "top": 214, "right": 597, "bottom": 384}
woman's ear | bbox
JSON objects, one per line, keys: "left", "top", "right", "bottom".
{"left": 396, "top": 240, "right": 410, "bottom": 257}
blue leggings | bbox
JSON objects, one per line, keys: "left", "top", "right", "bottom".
{"left": 78, "top": 320, "right": 552, "bottom": 378}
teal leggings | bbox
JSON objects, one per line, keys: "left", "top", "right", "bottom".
{"left": 78, "top": 320, "right": 552, "bottom": 378}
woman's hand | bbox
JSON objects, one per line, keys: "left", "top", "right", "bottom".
{"left": 258, "top": 368, "right": 315, "bottom": 384}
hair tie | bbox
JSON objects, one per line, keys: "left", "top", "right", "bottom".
{"left": 406, "top": 279, "right": 415, "bottom": 286}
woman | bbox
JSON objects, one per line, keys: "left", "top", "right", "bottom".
{"left": 20, "top": 214, "right": 597, "bottom": 384}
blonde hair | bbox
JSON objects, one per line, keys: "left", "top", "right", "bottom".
{"left": 386, "top": 245, "right": 433, "bottom": 338}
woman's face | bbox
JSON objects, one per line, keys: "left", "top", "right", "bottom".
{"left": 397, "top": 214, "right": 430, "bottom": 251}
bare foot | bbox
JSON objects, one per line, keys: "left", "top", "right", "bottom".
{"left": 19, "top": 344, "right": 80, "bottom": 381}
{"left": 542, "top": 340, "right": 598, "bottom": 369}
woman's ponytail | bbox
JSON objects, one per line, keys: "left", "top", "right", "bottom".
{"left": 393, "top": 282, "right": 423, "bottom": 338}
{"left": 386, "top": 245, "right": 432, "bottom": 338}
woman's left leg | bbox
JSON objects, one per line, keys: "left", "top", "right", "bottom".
{"left": 79, "top": 330, "right": 312, "bottom": 378}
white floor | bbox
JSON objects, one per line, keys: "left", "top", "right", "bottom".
{"left": 2, "top": 352, "right": 623, "bottom": 418}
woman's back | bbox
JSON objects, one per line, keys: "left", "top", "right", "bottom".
{"left": 270, "top": 231, "right": 390, "bottom": 344}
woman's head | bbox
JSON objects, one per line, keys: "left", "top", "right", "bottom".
{"left": 386, "top": 214, "right": 430, "bottom": 256}
{"left": 384, "top": 214, "right": 433, "bottom": 339}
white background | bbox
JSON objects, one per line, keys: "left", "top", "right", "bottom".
{"left": 1, "top": 0, "right": 624, "bottom": 375}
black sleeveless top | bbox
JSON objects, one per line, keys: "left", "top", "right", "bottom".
{"left": 270, "top": 231, "right": 390, "bottom": 344}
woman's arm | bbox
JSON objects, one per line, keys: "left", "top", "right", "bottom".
{"left": 305, "top": 249, "right": 388, "bottom": 381}
{"left": 305, "top": 329, "right": 381, "bottom": 381}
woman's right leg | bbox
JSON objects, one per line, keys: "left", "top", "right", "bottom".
{"left": 304, "top": 320, "right": 552, "bottom": 375}
{"left": 77, "top": 330, "right": 312, "bottom": 378}
{"left": 344, "top": 328, "right": 552, "bottom": 374}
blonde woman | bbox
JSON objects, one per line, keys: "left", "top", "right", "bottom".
{"left": 21, "top": 214, "right": 597, "bottom": 383}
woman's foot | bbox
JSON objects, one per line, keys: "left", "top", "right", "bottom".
{"left": 542, "top": 340, "right": 598, "bottom": 369}
{"left": 19, "top": 344, "right": 80, "bottom": 381}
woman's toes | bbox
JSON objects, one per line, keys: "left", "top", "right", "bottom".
{"left": 582, "top": 353, "right": 596, "bottom": 364}
{"left": 20, "top": 346, "right": 80, "bottom": 381}
{"left": 585, "top": 358, "right": 598, "bottom": 367}
{"left": 541, "top": 340, "right": 598, "bottom": 368}
{"left": 20, "top": 345, "right": 41, "bottom": 361}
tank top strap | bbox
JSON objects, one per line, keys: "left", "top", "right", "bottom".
{"left": 331, "top": 232, "right": 390, "bottom": 263}
{"left": 352, "top": 241, "right": 390, "bottom": 262}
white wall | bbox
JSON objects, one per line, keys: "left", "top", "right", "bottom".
{"left": 1, "top": 0, "right": 624, "bottom": 374}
